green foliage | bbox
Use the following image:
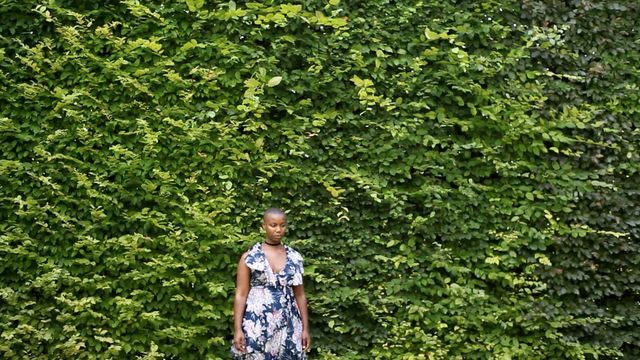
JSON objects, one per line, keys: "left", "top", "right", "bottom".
{"left": 520, "top": 1, "right": 640, "bottom": 358}
{"left": 0, "top": 0, "right": 637, "bottom": 359}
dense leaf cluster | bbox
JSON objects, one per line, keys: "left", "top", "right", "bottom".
{"left": 0, "top": 0, "right": 637, "bottom": 359}
{"left": 521, "top": 1, "right": 640, "bottom": 357}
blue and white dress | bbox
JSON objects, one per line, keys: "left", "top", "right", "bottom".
{"left": 232, "top": 243, "right": 306, "bottom": 360}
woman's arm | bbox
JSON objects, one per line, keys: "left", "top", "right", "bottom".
{"left": 233, "top": 253, "right": 250, "bottom": 352}
{"left": 293, "top": 284, "right": 311, "bottom": 352}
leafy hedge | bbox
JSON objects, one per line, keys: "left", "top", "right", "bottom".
{"left": 0, "top": 0, "right": 637, "bottom": 359}
{"left": 521, "top": 1, "right": 640, "bottom": 357}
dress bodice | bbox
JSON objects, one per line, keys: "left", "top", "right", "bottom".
{"left": 244, "top": 243, "right": 304, "bottom": 288}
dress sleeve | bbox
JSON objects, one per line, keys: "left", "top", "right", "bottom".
{"left": 288, "top": 251, "right": 304, "bottom": 286}
{"left": 245, "top": 243, "right": 276, "bottom": 286}
{"left": 244, "top": 244, "right": 265, "bottom": 272}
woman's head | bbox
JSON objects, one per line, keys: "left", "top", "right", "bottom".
{"left": 262, "top": 208, "right": 287, "bottom": 243}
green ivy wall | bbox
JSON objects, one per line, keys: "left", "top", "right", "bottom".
{"left": 0, "top": 0, "right": 638, "bottom": 359}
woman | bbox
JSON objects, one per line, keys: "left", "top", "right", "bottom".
{"left": 232, "top": 208, "right": 310, "bottom": 359}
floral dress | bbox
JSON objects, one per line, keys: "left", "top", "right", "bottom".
{"left": 232, "top": 243, "right": 306, "bottom": 360}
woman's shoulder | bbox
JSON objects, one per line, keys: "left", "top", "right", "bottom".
{"left": 239, "top": 243, "right": 257, "bottom": 259}
{"left": 246, "top": 242, "right": 261, "bottom": 253}
{"left": 285, "top": 244, "right": 304, "bottom": 262}
{"left": 242, "top": 243, "right": 264, "bottom": 267}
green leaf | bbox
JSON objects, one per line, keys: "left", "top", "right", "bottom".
{"left": 267, "top": 76, "right": 283, "bottom": 87}
{"left": 185, "top": 0, "right": 204, "bottom": 11}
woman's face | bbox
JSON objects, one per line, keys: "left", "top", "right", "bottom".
{"left": 262, "top": 213, "right": 287, "bottom": 243}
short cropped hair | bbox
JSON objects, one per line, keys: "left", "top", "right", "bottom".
{"left": 263, "top": 207, "right": 286, "bottom": 221}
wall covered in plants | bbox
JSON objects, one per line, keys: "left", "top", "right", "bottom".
{"left": 1, "top": 0, "right": 637, "bottom": 359}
